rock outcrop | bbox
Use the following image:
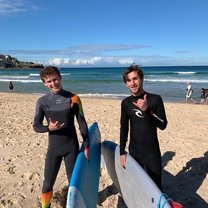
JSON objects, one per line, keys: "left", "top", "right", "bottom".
{"left": 0, "top": 54, "right": 44, "bottom": 69}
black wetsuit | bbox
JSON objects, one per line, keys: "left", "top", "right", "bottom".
{"left": 120, "top": 92, "right": 167, "bottom": 188}
{"left": 33, "top": 89, "right": 89, "bottom": 193}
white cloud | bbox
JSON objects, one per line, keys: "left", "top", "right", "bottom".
{"left": 2, "top": 44, "right": 208, "bottom": 67}
{"left": 47, "top": 56, "right": 137, "bottom": 67}
{"left": 0, "top": 44, "right": 149, "bottom": 57}
{"left": 0, "top": 0, "right": 38, "bottom": 15}
{"left": 69, "top": 44, "right": 150, "bottom": 53}
{"left": 46, "top": 54, "right": 208, "bottom": 67}
{"left": 74, "top": 57, "right": 102, "bottom": 65}
{"left": 48, "top": 57, "right": 103, "bottom": 67}
{"left": 117, "top": 58, "right": 134, "bottom": 65}
{"left": 175, "top": 50, "right": 192, "bottom": 54}
{"left": 48, "top": 58, "right": 71, "bottom": 66}
{"left": 63, "top": 59, "right": 70, "bottom": 64}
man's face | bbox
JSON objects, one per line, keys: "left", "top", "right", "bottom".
{"left": 43, "top": 73, "right": 62, "bottom": 94}
{"left": 125, "top": 71, "right": 143, "bottom": 96}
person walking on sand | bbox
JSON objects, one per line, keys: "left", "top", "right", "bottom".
{"left": 186, "top": 82, "right": 196, "bottom": 104}
{"left": 119, "top": 64, "right": 167, "bottom": 190}
{"left": 33, "top": 66, "right": 90, "bottom": 208}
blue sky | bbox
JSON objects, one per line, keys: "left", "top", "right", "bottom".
{"left": 0, "top": 0, "right": 208, "bottom": 67}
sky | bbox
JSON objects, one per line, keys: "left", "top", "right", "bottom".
{"left": 0, "top": 0, "right": 208, "bottom": 67}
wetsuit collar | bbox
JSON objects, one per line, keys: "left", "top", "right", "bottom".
{"left": 50, "top": 88, "right": 64, "bottom": 96}
{"left": 133, "top": 91, "right": 146, "bottom": 99}
{"left": 132, "top": 90, "right": 146, "bottom": 98}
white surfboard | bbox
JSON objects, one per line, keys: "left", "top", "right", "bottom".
{"left": 66, "top": 123, "right": 101, "bottom": 208}
{"left": 101, "top": 141, "right": 172, "bottom": 208}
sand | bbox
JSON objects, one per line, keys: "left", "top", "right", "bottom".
{"left": 0, "top": 92, "right": 207, "bottom": 208}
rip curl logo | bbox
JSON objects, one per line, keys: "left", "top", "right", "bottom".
{"left": 132, "top": 109, "right": 144, "bottom": 118}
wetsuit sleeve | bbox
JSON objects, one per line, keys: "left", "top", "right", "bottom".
{"left": 146, "top": 96, "right": 167, "bottom": 130}
{"left": 120, "top": 100, "right": 129, "bottom": 155}
{"left": 71, "top": 95, "right": 90, "bottom": 148}
{"left": 33, "top": 99, "right": 49, "bottom": 133}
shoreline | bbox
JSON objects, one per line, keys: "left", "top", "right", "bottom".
{"left": 0, "top": 92, "right": 207, "bottom": 207}
{"left": 0, "top": 65, "right": 207, "bottom": 105}
{"left": 0, "top": 90, "right": 190, "bottom": 104}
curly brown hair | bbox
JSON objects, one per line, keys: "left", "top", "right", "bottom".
{"left": 40, "top": 66, "right": 61, "bottom": 82}
{"left": 122, "top": 64, "right": 144, "bottom": 83}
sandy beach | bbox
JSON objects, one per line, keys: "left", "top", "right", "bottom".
{"left": 0, "top": 92, "right": 207, "bottom": 208}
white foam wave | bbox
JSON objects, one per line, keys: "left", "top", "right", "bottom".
{"left": 61, "top": 73, "right": 71, "bottom": 76}
{"left": 0, "top": 79, "right": 41, "bottom": 83}
{"left": 176, "top": 72, "right": 197, "bottom": 75}
{"left": 0, "top": 75, "right": 30, "bottom": 79}
{"left": 28, "top": 73, "right": 71, "bottom": 77}
{"left": 145, "top": 78, "right": 208, "bottom": 83}
{"left": 29, "top": 73, "right": 39, "bottom": 76}
{"left": 78, "top": 93, "right": 128, "bottom": 98}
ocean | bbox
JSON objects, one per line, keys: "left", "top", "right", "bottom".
{"left": 0, "top": 66, "right": 208, "bottom": 103}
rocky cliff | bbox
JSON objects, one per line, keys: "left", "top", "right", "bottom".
{"left": 0, "top": 54, "right": 44, "bottom": 69}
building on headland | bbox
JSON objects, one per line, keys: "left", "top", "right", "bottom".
{"left": 0, "top": 54, "right": 6, "bottom": 68}
{"left": 0, "top": 54, "right": 43, "bottom": 69}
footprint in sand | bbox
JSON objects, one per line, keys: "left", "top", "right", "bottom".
{"left": 30, "top": 182, "right": 40, "bottom": 193}
{"left": 7, "top": 166, "right": 16, "bottom": 175}
{"left": 0, "top": 193, "right": 26, "bottom": 208}
{"left": 21, "top": 172, "right": 40, "bottom": 180}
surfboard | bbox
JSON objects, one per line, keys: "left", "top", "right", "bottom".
{"left": 66, "top": 122, "right": 101, "bottom": 208}
{"left": 101, "top": 140, "right": 172, "bottom": 208}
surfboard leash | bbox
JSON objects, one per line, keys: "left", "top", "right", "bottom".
{"left": 157, "top": 193, "right": 183, "bottom": 208}
{"left": 53, "top": 177, "right": 68, "bottom": 192}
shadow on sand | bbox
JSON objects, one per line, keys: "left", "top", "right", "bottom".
{"left": 51, "top": 152, "right": 207, "bottom": 208}
{"left": 162, "top": 151, "right": 208, "bottom": 208}
{"left": 98, "top": 151, "right": 208, "bottom": 208}
{"left": 53, "top": 185, "right": 68, "bottom": 208}
{"left": 98, "top": 183, "right": 127, "bottom": 208}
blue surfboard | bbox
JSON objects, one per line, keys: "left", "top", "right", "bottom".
{"left": 66, "top": 122, "right": 101, "bottom": 208}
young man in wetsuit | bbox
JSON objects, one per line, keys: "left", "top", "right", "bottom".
{"left": 33, "top": 66, "right": 90, "bottom": 208}
{"left": 120, "top": 64, "right": 167, "bottom": 189}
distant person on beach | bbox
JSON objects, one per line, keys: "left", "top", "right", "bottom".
{"left": 119, "top": 64, "right": 167, "bottom": 190}
{"left": 9, "top": 81, "right": 14, "bottom": 90}
{"left": 33, "top": 66, "right": 90, "bottom": 208}
{"left": 200, "top": 88, "right": 208, "bottom": 104}
{"left": 186, "top": 82, "right": 196, "bottom": 104}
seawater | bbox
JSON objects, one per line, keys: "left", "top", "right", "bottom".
{"left": 0, "top": 66, "right": 208, "bottom": 103}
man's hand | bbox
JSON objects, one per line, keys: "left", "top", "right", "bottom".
{"left": 120, "top": 154, "right": 126, "bottom": 169}
{"left": 84, "top": 147, "right": 90, "bottom": 160}
{"left": 133, "top": 94, "right": 148, "bottom": 111}
{"left": 48, "top": 118, "right": 64, "bottom": 131}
